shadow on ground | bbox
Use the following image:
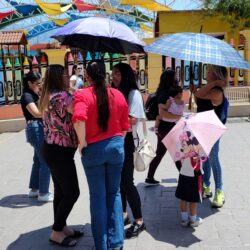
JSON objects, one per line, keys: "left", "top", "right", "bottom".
{"left": 0, "top": 194, "right": 48, "bottom": 208}
{"left": 7, "top": 224, "right": 94, "bottom": 250}
{"left": 135, "top": 179, "right": 219, "bottom": 248}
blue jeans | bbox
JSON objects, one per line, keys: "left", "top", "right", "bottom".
{"left": 25, "top": 120, "right": 50, "bottom": 194}
{"left": 81, "top": 136, "right": 124, "bottom": 250}
{"left": 203, "top": 140, "right": 223, "bottom": 191}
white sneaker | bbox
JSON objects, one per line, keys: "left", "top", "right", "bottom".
{"left": 38, "top": 192, "right": 54, "bottom": 202}
{"left": 28, "top": 190, "right": 39, "bottom": 198}
{"left": 180, "top": 220, "right": 190, "bottom": 227}
{"left": 190, "top": 217, "right": 203, "bottom": 227}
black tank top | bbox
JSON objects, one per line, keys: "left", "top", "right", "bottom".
{"left": 196, "top": 87, "right": 224, "bottom": 120}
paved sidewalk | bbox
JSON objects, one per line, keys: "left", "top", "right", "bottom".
{"left": 0, "top": 119, "right": 250, "bottom": 250}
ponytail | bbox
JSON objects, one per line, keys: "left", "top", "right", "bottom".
{"left": 86, "top": 60, "right": 109, "bottom": 132}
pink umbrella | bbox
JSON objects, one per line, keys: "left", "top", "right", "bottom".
{"left": 162, "top": 110, "right": 227, "bottom": 162}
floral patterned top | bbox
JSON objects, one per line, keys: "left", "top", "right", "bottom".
{"left": 43, "top": 91, "right": 78, "bottom": 148}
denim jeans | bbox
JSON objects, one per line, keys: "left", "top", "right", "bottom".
{"left": 81, "top": 136, "right": 124, "bottom": 250}
{"left": 203, "top": 140, "right": 223, "bottom": 191}
{"left": 25, "top": 120, "right": 50, "bottom": 194}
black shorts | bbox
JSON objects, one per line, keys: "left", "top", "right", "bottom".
{"left": 175, "top": 174, "right": 202, "bottom": 203}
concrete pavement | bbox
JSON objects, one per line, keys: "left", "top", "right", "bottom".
{"left": 1, "top": 119, "right": 250, "bottom": 250}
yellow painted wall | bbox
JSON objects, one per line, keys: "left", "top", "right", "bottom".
{"left": 42, "top": 48, "right": 70, "bottom": 66}
{"left": 144, "top": 38, "right": 162, "bottom": 92}
{"left": 158, "top": 10, "right": 231, "bottom": 36}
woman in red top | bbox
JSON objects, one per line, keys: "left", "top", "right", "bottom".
{"left": 73, "top": 60, "right": 129, "bottom": 250}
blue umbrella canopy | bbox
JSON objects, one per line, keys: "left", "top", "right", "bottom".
{"left": 52, "top": 16, "right": 144, "bottom": 53}
{"left": 145, "top": 32, "right": 250, "bottom": 70}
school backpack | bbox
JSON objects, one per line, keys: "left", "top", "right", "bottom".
{"left": 145, "top": 93, "right": 158, "bottom": 120}
{"left": 220, "top": 96, "right": 229, "bottom": 124}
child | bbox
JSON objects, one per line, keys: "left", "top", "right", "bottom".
{"left": 175, "top": 132, "right": 204, "bottom": 227}
{"left": 149, "top": 85, "right": 184, "bottom": 133}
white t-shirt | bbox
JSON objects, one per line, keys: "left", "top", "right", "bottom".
{"left": 70, "top": 75, "right": 84, "bottom": 89}
{"left": 128, "top": 89, "right": 145, "bottom": 134}
{"left": 128, "top": 89, "right": 145, "bottom": 119}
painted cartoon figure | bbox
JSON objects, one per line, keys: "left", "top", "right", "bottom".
{"left": 176, "top": 130, "right": 207, "bottom": 163}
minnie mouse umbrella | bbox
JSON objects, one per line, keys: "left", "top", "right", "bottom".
{"left": 162, "top": 110, "right": 227, "bottom": 162}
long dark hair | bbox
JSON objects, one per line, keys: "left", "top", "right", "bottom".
{"left": 156, "top": 69, "right": 176, "bottom": 98}
{"left": 39, "top": 64, "right": 67, "bottom": 112}
{"left": 23, "top": 71, "right": 41, "bottom": 91}
{"left": 112, "top": 63, "right": 138, "bottom": 100}
{"left": 86, "top": 60, "right": 109, "bottom": 132}
{"left": 71, "top": 65, "right": 77, "bottom": 77}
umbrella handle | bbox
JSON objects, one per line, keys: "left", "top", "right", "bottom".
{"left": 188, "top": 91, "right": 193, "bottom": 111}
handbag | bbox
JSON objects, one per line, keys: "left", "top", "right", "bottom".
{"left": 133, "top": 120, "right": 156, "bottom": 172}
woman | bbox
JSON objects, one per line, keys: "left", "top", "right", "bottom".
{"left": 73, "top": 60, "right": 129, "bottom": 250}
{"left": 112, "top": 63, "right": 146, "bottom": 239}
{"left": 145, "top": 70, "right": 181, "bottom": 185}
{"left": 194, "top": 64, "right": 228, "bottom": 208}
{"left": 39, "top": 65, "right": 81, "bottom": 247}
{"left": 70, "top": 64, "right": 84, "bottom": 90}
{"left": 20, "top": 71, "right": 52, "bottom": 202}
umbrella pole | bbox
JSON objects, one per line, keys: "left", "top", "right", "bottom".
{"left": 188, "top": 91, "right": 193, "bottom": 111}
{"left": 188, "top": 62, "right": 194, "bottom": 111}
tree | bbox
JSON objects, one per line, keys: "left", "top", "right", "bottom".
{"left": 200, "top": 0, "right": 250, "bottom": 31}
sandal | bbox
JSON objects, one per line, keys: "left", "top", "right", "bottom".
{"left": 69, "top": 230, "right": 84, "bottom": 238}
{"left": 49, "top": 236, "right": 77, "bottom": 247}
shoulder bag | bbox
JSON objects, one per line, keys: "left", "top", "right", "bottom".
{"left": 133, "top": 120, "right": 156, "bottom": 172}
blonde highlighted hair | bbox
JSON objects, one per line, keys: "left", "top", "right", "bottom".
{"left": 39, "top": 64, "right": 67, "bottom": 113}
{"left": 208, "top": 64, "right": 228, "bottom": 83}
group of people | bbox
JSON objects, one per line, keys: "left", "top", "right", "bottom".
{"left": 20, "top": 59, "right": 228, "bottom": 249}
{"left": 21, "top": 61, "right": 148, "bottom": 249}
{"left": 145, "top": 65, "right": 228, "bottom": 227}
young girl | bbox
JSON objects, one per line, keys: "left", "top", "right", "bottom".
{"left": 150, "top": 85, "right": 184, "bottom": 133}
{"left": 175, "top": 131, "right": 205, "bottom": 227}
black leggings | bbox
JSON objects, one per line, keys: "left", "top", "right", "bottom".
{"left": 147, "top": 120, "right": 181, "bottom": 179}
{"left": 42, "top": 143, "right": 80, "bottom": 231}
{"left": 120, "top": 132, "right": 142, "bottom": 220}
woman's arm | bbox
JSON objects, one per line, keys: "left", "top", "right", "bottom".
{"left": 129, "top": 116, "right": 137, "bottom": 125}
{"left": 194, "top": 80, "right": 225, "bottom": 99}
{"left": 26, "top": 103, "right": 42, "bottom": 118}
{"left": 73, "top": 120, "right": 87, "bottom": 155}
{"left": 70, "top": 79, "right": 76, "bottom": 88}
{"left": 196, "top": 88, "right": 223, "bottom": 105}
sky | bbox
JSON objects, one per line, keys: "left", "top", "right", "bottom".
{"left": 0, "top": 0, "right": 202, "bottom": 44}
{"left": 159, "top": 0, "right": 202, "bottom": 10}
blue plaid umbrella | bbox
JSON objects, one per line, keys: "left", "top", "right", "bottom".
{"left": 144, "top": 33, "right": 250, "bottom": 70}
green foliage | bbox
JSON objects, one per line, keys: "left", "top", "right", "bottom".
{"left": 200, "top": 0, "right": 250, "bottom": 31}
